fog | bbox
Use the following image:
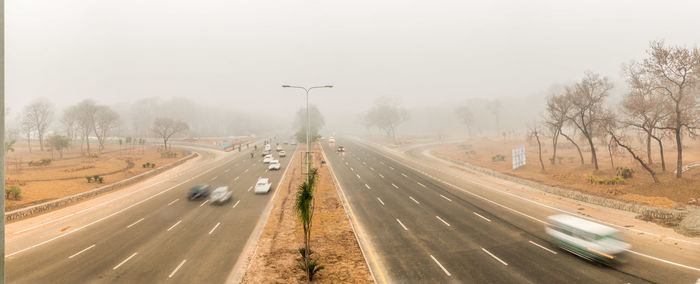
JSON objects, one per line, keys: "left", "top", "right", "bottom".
{"left": 7, "top": 0, "right": 700, "bottom": 137}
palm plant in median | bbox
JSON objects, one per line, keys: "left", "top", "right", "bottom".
{"left": 295, "top": 168, "right": 324, "bottom": 281}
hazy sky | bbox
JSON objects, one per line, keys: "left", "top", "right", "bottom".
{"left": 7, "top": 0, "right": 700, "bottom": 118}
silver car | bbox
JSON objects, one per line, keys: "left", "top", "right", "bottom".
{"left": 210, "top": 186, "right": 232, "bottom": 204}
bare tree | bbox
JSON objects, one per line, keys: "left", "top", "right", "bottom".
{"left": 528, "top": 125, "right": 545, "bottom": 171}
{"left": 486, "top": 100, "right": 502, "bottom": 136}
{"left": 621, "top": 66, "right": 669, "bottom": 171}
{"left": 24, "top": 101, "right": 54, "bottom": 151}
{"left": 635, "top": 41, "right": 700, "bottom": 178}
{"left": 75, "top": 100, "right": 99, "bottom": 155}
{"left": 545, "top": 93, "right": 584, "bottom": 165}
{"left": 566, "top": 71, "right": 613, "bottom": 170}
{"left": 93, "top": 106, "right": 120, "bottom": 152}
{"left": 152, "top": 117, "right": 189, "bottom": 150}
{"left": 61, "top": 105, "right": 80, "bottom": 145}
{"left": 455, "top": 105, "right": 474, "bottom": 137}
{"left": 20, "top": 113, "right": 33, "bottom": 153}
{"left": 602, "top": 114, "right": 659, "bottom": 183}
{"left": 364, "top": 97, "right": 409, "bottom": 142}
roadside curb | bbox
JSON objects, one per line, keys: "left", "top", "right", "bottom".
{"left": 431, "top": 152, "right": 690, "bottom": 224}
{"left": 321, "top": 145, "right": 385, "bottom": 284}
{"left": 5, "top": 152, "right": 198, "bottom": 222}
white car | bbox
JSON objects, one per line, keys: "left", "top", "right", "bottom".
{"left": 269, "top": 160, "right": 281, "bottom": 170}
{"left": 328, "top": 136, "right": 335, "bottom": 144}
{"left": 263, "top": 154, "right": 273, "bottom": 163}
{"left": 276, "top": 145, "right": 282, "bottom": 152}
{"left": 210, "top": 186, "right": 232, "bottom": 204}
{"left": 279, "top": 150, "right": 287, "bottom": 157}
{"left": 255, "top": 178, "right": 272, "bottom": 194}
{"left": 264, "top": 144, "right": 271, "bottom": 151}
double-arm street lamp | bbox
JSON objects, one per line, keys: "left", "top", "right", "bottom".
{"left": 282, "top": 85, "right": 333, "bottom": 182}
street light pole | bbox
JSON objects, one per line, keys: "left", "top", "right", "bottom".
{"left": 282, "top": 85, "right": 333, "bottom": 183}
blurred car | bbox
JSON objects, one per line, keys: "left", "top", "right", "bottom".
{"left": 261, "top": 150, "right": 271, "bottom": 157}
{"left": 188, "top": 184, "right": 211, "bottom": 200}
{"left": 279, "top": 150, "right": 287, "bottom": 157}
{"left": 337, "top": 145, "right": 345, "bottom": 152}
{"left": 263, "top": 154, "right": 273, "bottom": 163}
{"left": 545, "top": 214, "right": 630, "bottom": 263}
{"left": 328, "top": 136, "right": 335, "bottom": 144}
{"left": 291, "top": 141, "right": 297, "bottom": 145}
{"left": 276, "top": 145, "right": 283, "bottom": 151}
{"left": 255, "top": 178, "right": 272, "bottom": 194}
{"left": 269, "top": 160, "right": 281, "bottom": 170}
{"left": 283, "top": 141, "right": 289, "bottom": 145}
{"left": 210, "top": 186, "right": 232, "bottom": 204}
{"left": 264, "top": 144, "right": 271, "bottom": 151}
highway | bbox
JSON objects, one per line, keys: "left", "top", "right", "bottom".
{"left": 322, "top": 138, "right": 700, "bottom": 283}
{"left": 5, "top": 142, "right": 294, "bottom": 283}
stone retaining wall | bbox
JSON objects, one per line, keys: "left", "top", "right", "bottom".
{"left": 434, "top": 153, "right": 690, "bottom": 225}
{"left": 5, "top": 152, "right": 198, "bottom": 222}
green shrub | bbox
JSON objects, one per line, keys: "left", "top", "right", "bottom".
{"left": 6, "top": 186, "right": 21, "bottom": 200}
{"left": 491, "top": 154, "right": 505, "bottom": 162}
{"left": 151, "top": 163, "right": 156, "bottom": 168}
{"left": 616, "top": 167, "right": 634, "bottom": 178}
{"left": 86, "top": 176, "right": 93, "bottom": 183}
{"left": 29, "top": 159, "right": 52, "bottom": 166}
{"left": 587, "top": 175, "right": 625, "bottom": 185}
{"left": 97, "top": 176, "right": 104, "bottom": 183}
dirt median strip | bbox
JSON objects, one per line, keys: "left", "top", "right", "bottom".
{"left": 242, "top": 143, "right": 373, "bottom": 283}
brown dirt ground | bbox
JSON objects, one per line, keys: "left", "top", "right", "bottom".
{"left": 243, "top": 144, "right": 373, "bottom": 283}
{"left": 4, "top": 144, "right": 183, "bottom": 211}
{"left": 431, "top": 136, "right": 700, "bottom": 208}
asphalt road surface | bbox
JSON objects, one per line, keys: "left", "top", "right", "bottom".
{"left": 322, "top": 138, "right": 700, "bottom": 283}
{"left": 5, "top": 142, "right": 293, "bottom": 283}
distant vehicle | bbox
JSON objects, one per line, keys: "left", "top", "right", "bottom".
{"left": 263, "top": 154, "right": 273, "bottom": 163}
{"left": 283, "top": 141, "right": 289, "bottom": 145}
{"left": 337, "top": 145, "right": 345, "bottom": 152}
{"left": 188, "top": 184, "right": 211, "bottom": 200}
{"left": 291, "top": 141, "right": 297, "bottom": 145}
{"left": 328, "top": 136, "right": 335, "bottom": 144}
{"left": 545, "top": 214, "right": 630, "bottom": 263}
{"left": 210, "top": 186, "right": 232, "bottom": 204}
{"left": 255, "top": 178, "right": 272, "bottom": 194}
{"left": 261, "top": 150, "right": 270, "bottom": 157}
{"left": 276, "top": 145, "right": 283, "bottom": 151}
{"left": 264, "top": 144, "right": 271, "bottom": 151}
{"left": 279, "top": 150, "right": 287, "bottom": 157}
{"left": 268, "top": 160, "right": 281, "bottom": 170}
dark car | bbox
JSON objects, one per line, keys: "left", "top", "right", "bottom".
{"left": 188, "top": 184, "right": 211, "bottom": 200}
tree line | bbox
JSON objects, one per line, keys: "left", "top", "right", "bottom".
{"left": 528, "top": 41, "right": 698, "bottom": 182}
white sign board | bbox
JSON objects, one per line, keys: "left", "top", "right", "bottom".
{"left": 512, "top": 146, "right": 526, "bottom": 170}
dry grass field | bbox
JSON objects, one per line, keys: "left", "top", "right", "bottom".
{"left": 4, "top": 143, "right": 183, "bottom": 211}
{"left": 431, "top": 136, "right": 700, "bottom": 208}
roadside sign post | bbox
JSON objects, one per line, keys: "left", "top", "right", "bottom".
{"left": 512, "top": 146, "right": 526, "bottom": 170}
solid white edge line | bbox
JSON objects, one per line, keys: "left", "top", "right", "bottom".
{"left": 126, "top": 217, "right": 145, "bottom": 228}
{"left": 169, "top": 259, "right": 187, "bottom": 278}
{"left": 68, "top": 244, "right": 95, "bottom": 259}
{"left": 409, "top": 196, "right": 420, "bottom": 204}
{"left": 430, "top": 255, "right": 451, "bottom": 276}
{"left": 232, "top": 200, "right": 240, "bottom": 208}
{"left": 440, "top": 194, "right": 452, "bottom": 202}
{"left": 209, "top": 222, "right": 221, "bottom": 235}
{"left": 377, "top": 197, "right": 384, "bottom": 205}
{"left": 113, "top": 252, "right": 138, "bottom": 270}
{"left": 396, "top": 219, "right": 408, "bottom": 231}
{"left": 528, "top": 240, "right": 557, "bottom": 254}
{"left": 473, "top": 212, "right": 492, "bottom": 222}
{"left": 200, "top": 200, "right": 209, "bottom": 207}
{"left": 482, "top": 248, "right": 508, "bottom": 266}
{"left": 354, "top": 138, "right": 700, "bottom": 272}
{"left": 168, "top": 199, "right": 179, "bottom": 206}
{"left": 167, "top": 220, "right": 182, "bottom": 231}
